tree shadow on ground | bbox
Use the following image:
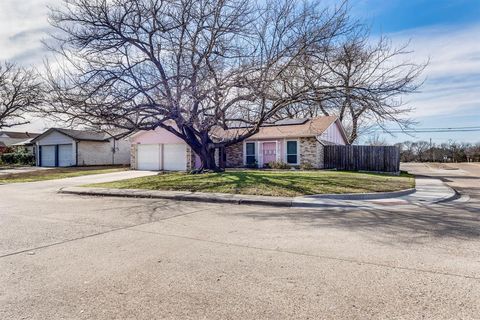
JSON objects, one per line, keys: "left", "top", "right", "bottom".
{"left": 238, "top": 201, "right": 480, "bottom": 246}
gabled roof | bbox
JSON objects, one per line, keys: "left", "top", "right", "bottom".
{"left": 32, "top": 128, "right": 111, "bottom": 143}
{"left": 0, "top": 131, "right": 40, "bottom": 139}
{"left": 11, "top": 138, "right": 35, "bottom": 146}
{"left": 214, "top": 116, "right": 345, "bottom": 140}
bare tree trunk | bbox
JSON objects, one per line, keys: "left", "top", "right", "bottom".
{"left": 185, "top": 130, "right": 221, "bottom": 172}
{"left": 349, "top": 117, "right": 358, "bottom": 143}
{"left": 199, "top": 147, "right": 219, "bottom": 172}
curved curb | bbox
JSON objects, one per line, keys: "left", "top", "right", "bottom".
{"left": 300, "top": 188, "right": 416, "bottom": 201}
{"left": 58, "top": 187, "right": 295, "bottom": 207}
{"left": 434, "top": 187, "right": 462, "bottom": 204}
{"left": 58, "top": 177, "right": 459, "bottom": 208}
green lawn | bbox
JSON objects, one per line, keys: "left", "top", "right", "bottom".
{"left": 0, "top": 166, "right": 129, "bottom": 184}
{"left": 87, "top": 170, "right": 415, "bottom": 197}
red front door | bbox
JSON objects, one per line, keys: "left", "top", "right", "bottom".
{"left": 262, "top": 142, "right": 276, "bottom": 165}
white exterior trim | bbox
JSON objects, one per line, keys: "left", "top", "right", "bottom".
{"left": 243, "top": 141, "right": 258, "bottom": 166}
{"left": 285, "top": 139, "right": 300, "bottom": 165}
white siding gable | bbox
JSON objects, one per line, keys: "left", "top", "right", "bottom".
{"left": 36, "top": 131, "right": 75, "bottom": 145}
{"left": 319, "top": 121, "right": 347, "bottom": 145}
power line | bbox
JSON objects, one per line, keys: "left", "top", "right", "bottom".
{"left": 389, "top": 129, "right": 480, "bottom": 133}
{"left": 370, "top": 126, "right": 480, "bottom": 133}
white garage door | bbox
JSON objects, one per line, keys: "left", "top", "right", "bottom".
{"left": 137, "top": 144, "right": 161, "bottom": 170}
{"left": 164, "top": 144, "right": 187, "bottom": 171}
{"left": 58, "top": 144, "right": 73, "bottom": 167}
{"left": 40, "top": 145, "right": 55, "bottom": 167}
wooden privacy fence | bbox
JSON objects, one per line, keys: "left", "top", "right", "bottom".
{"left": 324, "top": 145, "right": 400, "bottom": 173}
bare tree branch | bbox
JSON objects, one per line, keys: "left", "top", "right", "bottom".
{"left": 44, "top": 0, "right": 352, "bottom": 170}
{"left": 0, "top": 62, "right": 43, "bottom": 129}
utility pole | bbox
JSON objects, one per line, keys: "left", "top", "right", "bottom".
{"left": 430, "top": 138, "right": 433, "bottom": 162}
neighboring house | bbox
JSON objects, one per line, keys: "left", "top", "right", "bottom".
{"left": 11, "top": 138, "right": 36, "bottom": 154}
{"left": 129, "top": 116, "right": 348, "bottom": 171}
{"left": 0, "top": 141, "right": 7, "bottom": 154}
{"left": 0, "top": 131, "right": 40, "bottom": 154}
{"left": 31, "top": 128, "right": 131, "bottom": 167}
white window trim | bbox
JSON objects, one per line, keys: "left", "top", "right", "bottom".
{"left": 285, "top": 139, "right": 300, "bottom": 165}
{"left": 244, "top": 141, "right": 257, "bottom": 166}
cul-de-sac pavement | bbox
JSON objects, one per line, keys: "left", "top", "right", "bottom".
{"left": 1, "top": 163, "right": 479, "bottom": 319}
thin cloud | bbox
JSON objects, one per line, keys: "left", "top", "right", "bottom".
{"left": 0, "top": 0, "right": 56, "bottom": 65}
{"left": 390, "top": 24, "right": 480, "bottom": 120}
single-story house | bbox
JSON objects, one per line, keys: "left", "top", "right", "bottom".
{"left": 0, "top": 131, "right": 40, "bottom": 154}
{"left": 129, "top": 116, "right": 348, "bottom": 171}
{"left": 11, "top": 138, "right": 36, "bottom": 154}
{"left": 32, "top": 128, "right": 131, "bottom": 167}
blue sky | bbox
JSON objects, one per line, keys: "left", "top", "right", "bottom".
{"left": 354, "top": 0, "right": 480, "bottom": 33}
{"left": 0, "top": 0, "right": 479, "bottom": 144}
{"left": 349, "top": 0, "right": 480, "bottom": 144}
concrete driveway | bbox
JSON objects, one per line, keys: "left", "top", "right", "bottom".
{"left": 1, "top": 166, "right": 479, "bottom": 319}
{"left": 0, "top": 166, "right": 52, "bottom": 176}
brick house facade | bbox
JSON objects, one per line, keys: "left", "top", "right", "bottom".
{"left": 130, "top": 116, "right": 348, "bottom": 171}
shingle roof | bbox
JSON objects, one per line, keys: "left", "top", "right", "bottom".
{"left": 214, "top": 116, "right": 340, "bottom": 140}
{"left": 11, "top": 138, "right": 35, "bottom": 146}
{"left": 32, "top": 128, "right": 111, "bottom": 143}
{"left": 0, "top": 131, "right": 40, "bottom": 139}
{"left": 54, "top": 128, "right": 110, "bottom": 141}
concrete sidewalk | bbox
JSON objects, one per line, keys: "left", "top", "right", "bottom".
{"left": 293, "top": 177, "right": 457, "bottom": 208}
{"left": 59, "top": 177, "right": 457, "bottom": 208}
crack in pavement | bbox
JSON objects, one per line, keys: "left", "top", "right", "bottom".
{"left": 0, "top": 206, "right": 213, "bottom": 259}
{"left": 125, "top": 227, "right": 480, "bottom": 281}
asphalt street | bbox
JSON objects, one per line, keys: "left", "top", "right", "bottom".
{"left": 0, "top": 164, "right": 479, "bottom": 319}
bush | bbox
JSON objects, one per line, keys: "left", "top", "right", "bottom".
{"left": 300, "top": 161, "right": 315, "bottom": 170}
{"left": 1, "top": 151, "right": 35, "bottom": 165}
{"left": 267, "top": 161, "right": 290, "bottom": 169}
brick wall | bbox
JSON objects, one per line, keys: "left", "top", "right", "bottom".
{"left": 226, "top": 143, "right": 243, "bottom": 167}
{"left": 130, "top": 144, "right": 137, "bottom": 169}
{"left": 299, "top": 137, "right": 324, "bottom": 168}
{"left": 186, "top": 146, "right": 196, "bottom": 171}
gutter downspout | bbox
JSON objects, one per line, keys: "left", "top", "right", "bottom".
{"left": 112, "top": 138, "right": 116, "bottom": 165}
{"left": 75, "top": 140, "right": 79, "bottom": 166}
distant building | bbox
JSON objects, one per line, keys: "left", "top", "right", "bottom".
{"left": 0, "top": 131, "right": 40, "bottom": 154}
{"left": 32, "top": 128, "right": 130, "bottom": 167}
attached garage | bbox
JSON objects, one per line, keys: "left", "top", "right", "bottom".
{"left": 58, "top": 144, "right": 74, "bottom": 167}
{"left": 135, "top": 143, "right": 187, "bottom": 171}
{"left": 163, "top": 144, "right": 187, "bottom": 171}
{"left": 130, "top": 126, "right": 193, "bottom": 171}
{"left": 137, "top": 144, "right": 161, "bottom": 170}
{"left": 40, "top": 145, "right": 56, "bottom": 167}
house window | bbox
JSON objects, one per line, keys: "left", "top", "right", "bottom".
{"left": 246, "top": 142, "right": 256, "bottom": 165}
{"left": 286, "top": 140, "right": 298, "bottom": 164}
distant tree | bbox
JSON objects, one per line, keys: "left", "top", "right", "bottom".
{"left": 45, "top": 0, "right": 352, "bottom": 171}
{"left": 0, "top": 62, "right": 43, "bottom": 129}
{"left": 398, "top": 139, "right": 480, "bottom": 163}
{"left": 413, "top": 141, "right": 430, "bottom": 162}
{"left": 397, "top": 141, "right": 415, "bottom": 162}
{"left": 365, "top": 133, "right": 388, "bottom": 146}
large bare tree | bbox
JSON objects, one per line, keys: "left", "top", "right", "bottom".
{"left": 45, "top": 0, "right": 352, "bottom": 170}
{"left": 274, "top": 27, "right": 426, "bottom": 143}
{"left": 0, "top": 62, "right": 43, "bottom": 129}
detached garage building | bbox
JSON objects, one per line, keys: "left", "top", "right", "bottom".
{"left": 32, "top": 128, "right": 131, "bottom": 167}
